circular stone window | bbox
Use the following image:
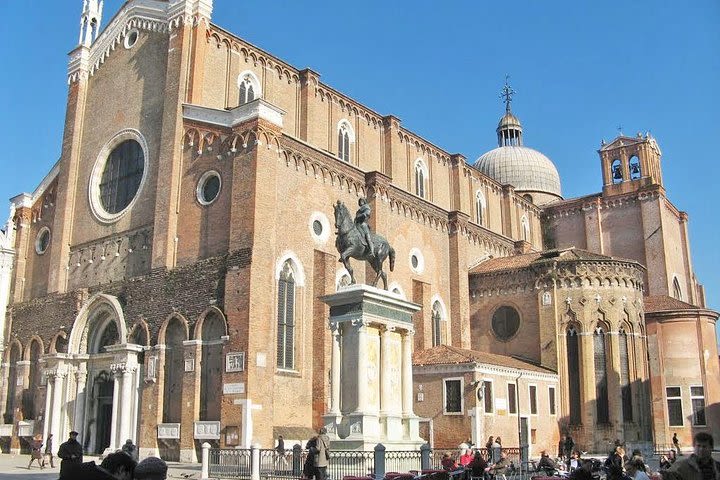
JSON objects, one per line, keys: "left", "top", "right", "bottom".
{"left": 89, "top": 130, "right": 148, "bottom": 223}
{"left": 197, "top": 171, "right": 221, "bottom": 205}
{"left": 124, "top": 29, "right": 139, "bottom": 49}
{"left": 309, "top": 212, "right": 330, "bottom": 244}
{"left": 491, "top": 306, "right": 521, "bottom": 341}
{"left": 409, "top": 248, "right": 425, "bottom": 274}
{"left": 35, "top": 227, "right": 51, "bottom": 255}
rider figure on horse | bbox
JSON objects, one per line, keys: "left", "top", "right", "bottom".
{"left": 355, "top": 198, "right": 375, "bottom": 257}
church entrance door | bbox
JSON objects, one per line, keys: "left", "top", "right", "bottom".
{"left": 92, "top": 371, "right": 114, "bottom": 454}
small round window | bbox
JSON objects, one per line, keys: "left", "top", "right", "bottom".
{"left": 197, "top": 171, "right": 221, "bottom": 205}
{"left": 124, "top": 29, "right": 139, "bottom": 49}
{"left": 35, "top": 228, "right": 51, "bottom": 255}
{"left": 313, "top": 220, "right": 323, "bottom": 236}
{"left": 411, "top": 255, "right": 419, "bottom": 269}
{"left": 409, "top": 248, "right": 424, "bottom": 274}
{"left": 492, "top": 306, "right": 521, "bottom": 341}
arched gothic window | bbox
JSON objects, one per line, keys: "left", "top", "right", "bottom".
{"left": 619, "top": 326, "right": 633, "bottom": 422}
{"left": 475, "top": 191, "right": 486, "bottom": 226}
{"left": 415, "top": 160, "right": 428, "bottom": 199}
{"left": 629, "top": 155, "right": 641, "bottom": 180}
{"left": 611, "top": 159, "right": 623, "bottom": 183}
{"left": 338, "top": 121, "right": 352, "bottom": 163}
{"left": 594, "top": 325, "right": 610, "bottom": 424}
{"left": 200, "top": 312, "right": 225, "bottom": 421}
{"left": 238, "top": 71, "right": 261, "bottom": 105}
{"left": 162, "top": 318, "right": 186, "bottom": 424}
{"left": 431, "top": 301, "right": 445, "bottom": 347}
{"left": 566, "top": 327, "right": 581, "bottom": 425}
{"left": 521, "top": 215, "right": 530, "bottom": 242}
{"left": 672, "top": 277, "right": 683, "bottom": 301}
{"left": 277, "top": 260, "right": 296, "bottom": 370}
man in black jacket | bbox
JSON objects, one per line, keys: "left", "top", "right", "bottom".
{"left": 57, "top": 431, "right": 83, "bottom": 477}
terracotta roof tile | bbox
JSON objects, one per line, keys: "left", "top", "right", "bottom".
{"left": 644, "top": 295, "right": 698, "bottom": 312}
{"left": 413, "top": 344, "right": 556, "bottom": 374}
{"left": 469, "top": 247, "right": 638, "bottom": 275}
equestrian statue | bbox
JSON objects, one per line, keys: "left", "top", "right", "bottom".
{"left": 333, "top": 198, "right": 395, "bottom": 290}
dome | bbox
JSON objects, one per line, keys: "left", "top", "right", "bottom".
{"left": 498, "top": 112, "right": 522, "bottom": 131}
{"left": 474, "top": 146, "right": 562, "bottom": 197}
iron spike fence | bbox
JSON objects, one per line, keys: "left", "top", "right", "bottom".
{"left": 206, "top": 445, "right": 527, "bottom": 480}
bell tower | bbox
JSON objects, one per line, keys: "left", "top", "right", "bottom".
{"left": 79, "top": 0, "right": 104, "bottom": 47}
{"left": 599, "top": 132, "right": 663, "bottom": 196}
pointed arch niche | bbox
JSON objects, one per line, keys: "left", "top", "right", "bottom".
{"left": 564, "top": 308, "right": 582, "bottom": 426}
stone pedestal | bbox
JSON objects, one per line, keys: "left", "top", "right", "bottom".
{"left": 321, "top": 284, "right": 424, "bottom": 451}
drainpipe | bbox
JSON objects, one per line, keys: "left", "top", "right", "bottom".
{"left": 516, "top": 372, "right": 523, "bottom": 476}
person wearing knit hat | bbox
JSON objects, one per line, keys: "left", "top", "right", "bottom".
{"left": 134, "top": 456, "right": 168, "bottom": 480}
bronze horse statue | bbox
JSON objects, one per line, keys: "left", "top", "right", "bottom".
{"left": 333, "top": 200, "right": 395, "bottom": 290}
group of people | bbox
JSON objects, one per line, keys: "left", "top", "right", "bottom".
{"left": 300, "top": 427, "right": 331, "bottom": 480}
{"left": 42, "top": 430, "right": 170, "bottom": 479}
{"left": 440, "top": 438, "right": 510, "bottom": 480}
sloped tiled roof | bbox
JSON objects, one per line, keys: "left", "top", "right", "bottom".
{"left": 644, "top": 295, "right": 699, "bottom": 313}
{"left": 469, "top": 247, "right": 637, "bottom": 275}
{"left": 413, "top": 344, "right": 556, "bottom": 374}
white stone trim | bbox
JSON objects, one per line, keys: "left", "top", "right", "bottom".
{"left": 409, "top": 247, "right": 425, "bottom": 275}
{"left": 123, "top": 28, "right": 140, "bottom": 49}
{"left": 309, "top": 211, "right": 331, "bottom": 245}
{"left": 11, "top": 161, "right": 60, "bottom": 210}
{"left": 275, "top": 251, "right": 305, "bottom": 287}
{"left": 196, "top": 170, "right": 222, "bottom": 206}
{"left": 337, "top": 119, "right": 356, "bottom": 143}
{"left": 183, "top": 99, "right": 285, "bottom": 129}
{"left": 414, "top": 362, "right": 559, "bottom": 383}
{"left": 88, "top": 129, "right": 150, "bottom": 224}
{"left": 237, "top": 70, "right": 262, "bottom": 100}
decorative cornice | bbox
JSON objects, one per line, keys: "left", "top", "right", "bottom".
{"left": 183, "top": 99, "right": 285, "bottom": 130}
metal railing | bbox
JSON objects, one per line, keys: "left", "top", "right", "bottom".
{"left": 204, "top": 444, "right": 530, "bottom": 480}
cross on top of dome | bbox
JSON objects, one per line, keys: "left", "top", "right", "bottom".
{"left": 500, "top": 75, "right": 516, "bottom": 113}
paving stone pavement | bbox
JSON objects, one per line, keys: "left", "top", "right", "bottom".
{"left": 0, "top": 453, "right": 202, "bottom": 479}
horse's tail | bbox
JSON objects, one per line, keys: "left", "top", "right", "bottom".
{"left": 389, "top": 246, "right": 395, "bottom": 272}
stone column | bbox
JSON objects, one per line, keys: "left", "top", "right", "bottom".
{"left": 42, "top": 374, "right": 53, "bottom": 452}
{"left": 355, "top": 320, "right": 368, "bottom": 413}
{"left": 50, "top": 372, "right": 65, "bottom": 450}
{"left": 379, "top": 326, "right": 392, "bottom": 414}
{"left": 110, "top": 370, "right": 121, "bottom": 451}
{"left": 401, "top": 329, "right": 414, "bottom": 417}
{"left": 330, "top": 324, "right": 341, "bottom": 415}
{"left": 120, "top": 368, "right": 133, "bottom": 444}
{"left": 73, "top": 367, "right": 88, "bottom": 438}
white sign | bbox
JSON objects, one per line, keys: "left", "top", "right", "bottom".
{"left": 226, "top": 352, "right": 245, "bottom": 372}
{"left": 184, "top": 358, "right": 195, "bottom": 372}
{"left": 496, "top": 398, "right": 507, "bottom": 410}
{"left": 223, "top": 382, "right": 245, "bottom": 395}
{"left": 194, "top": 421, "right": 221, "bottom": 440}
{"left": 157, "top": 423, "right": 181, "bottom": 439}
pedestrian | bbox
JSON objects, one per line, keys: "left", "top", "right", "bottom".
{"left": 28, "top": 434, "right": 44, "bottom": 469}
{"left": 42, "top": 433, "right": 54, "bottom": 468}
{"left": 625, "top": 458, "right": 650, "bottom": 480}
{"left": 469, "top": 451, "right": 489, "bottom": 480}
{"left": 569, "top": 459, "right": 594, "bottom": 480}
{"left": 664, "top": 432, "right": 720, "bottom": 480}
{"left": 490, "top": 451, "right": 510, "bottom": 480}
{"left": 460, "top": 448, "right": 474, "bottom": 467}
{"left": 57, "top": 430, "right": 83, "bottom": 477}
{"left": 121, "top": 438, "right": 138, "bottom": 461}
{"left": 672, "top": 433, "right": 682, "bottom": 456}
{"left": 485, "top": 436, "right": 495, "bottom": 456}
{"left": 564, "top": 435, "right": 575, "bottom": 465}
{"left": 537, "top": 451, "right": 558, "bottom": 476}
{"left": 134, "top": 456, "right": 169, "bottom": 480}
{"left": 304, "top": 436, "right": 318, "bottom": 479}
{"left": 275, "top": 435, "right": 288, "bottom": 470}
{"left": 315, "top": 427, "right": 331, "bottom": 480}
{"left": 492, "top": 437, "right": 502, "bottom": 464}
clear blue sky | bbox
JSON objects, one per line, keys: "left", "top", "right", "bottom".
{"left": 1, "top": 1, "right": 718, "bottom": 341}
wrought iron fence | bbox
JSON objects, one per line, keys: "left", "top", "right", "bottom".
{"left": 208, "top": 447, "right": 252, "bottom": 478}
{"left": 207, "top": 445, "right": 528, "bottom": 480}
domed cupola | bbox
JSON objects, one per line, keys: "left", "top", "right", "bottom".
{"left": 474, "top": 79, "right": 563, "bottom": 205}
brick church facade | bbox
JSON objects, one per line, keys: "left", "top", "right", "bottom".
{"left": 0, "top": 0, "right": 717, "bottom": 461}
